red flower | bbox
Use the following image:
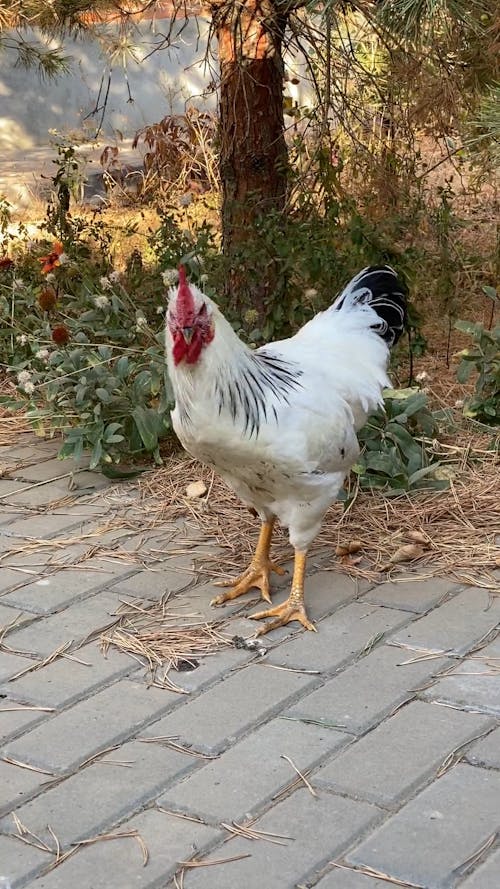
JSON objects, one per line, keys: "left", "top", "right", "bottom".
{"left": 38, "top": 287, "right": 57, "bottom": 311}
{"left": 51, "top": 325, "right": 70, "bottom": 345}
{"left": 0, "top": 256, "right": 13, "bottom": 270}
{"left": 39, "top": 241, "right": 64, "bottom": 274}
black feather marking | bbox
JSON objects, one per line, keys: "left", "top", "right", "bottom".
{"left": 333, "top": 265, "right": 408, "bottom": 346}
{"left": 215, "top": 349, "right": 302, "bottom": 439}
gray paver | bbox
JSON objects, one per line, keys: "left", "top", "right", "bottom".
{"left": 159, "top": 716, "right": 348, "bottom": 823}
{"left": 0, "top": 741, "right": 194, "bottom": 848}
{"left": 423, "top": 637, "right": 500, "bottom": 716}
{"left": 286, "top": 643, "right": 449, "bottom": 733}
{"left": 347, "top": 764, "right": 500, "bottom": 887}
{"left": 316, "top": 868, "right": 397, "bottom": 888}
{"left": 466, "top": 724, "right": 500, "bottom": 769}
{"left": 0, "top": 602, "right": 32, "bottom": 628}
{"left": 0, "top": 651, "right": 38, "bottom": 684}
{"left": 0, "top": 833, "right": 51, "bottom": 887}
{"left": 316, "top": 700, "right": 492, "bottom": 807}
{"left": 30, "top": 808, "right": 219, "bottom": 889}
{"left": 4, "top": 679, "right": 177, "bottom": 773}
{"left": 1, "top": 565, "right": 132, "bottom": 614}
{"left": 267, "top": 602, "right": 409, "bottom": 671}
{"left": 0, "top": 757, "right": 54, "bottom": 815}
{"left": 0, "top": 702, "right": 52, "bottom": 744}
{"left": 0, "top": 567, "right": 33, "bottom": 594}
{"left": 3, "top": 512, "right": 93, "bottom": 539}
{"left": 10, "top": 457, "right": 89, "bottom": 482}
{"left": 363, "top": 577, "right": 454, "bottom": 613}
{"left": 390, "top": 588, "right": 500, "bottom": 655}
{"left": 2, "top": 480, "right": 76, "bottom": 507}
{"left": 180, "top": 788, "right": 381, "bottom": 889}
{"left": 2, "top": 643, "right": 136, "bottom": 708}
{"left": 459, "top": 847, "right": 500, "bottom": 888}
{"left": 111, "top": 559, "right": 198, "bottom": 598}
{"left": 5, "top": 590, "right": 123, "bottom": 656}
{"left": 140, "top": 661, "right": 315, "bottom": 753}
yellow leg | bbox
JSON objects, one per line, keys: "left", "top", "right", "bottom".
{"left": 210, "top": 519, "right": 285, "bottom": 606}
{"left": 250, "top": 549, "right": 316, "bottom": 634}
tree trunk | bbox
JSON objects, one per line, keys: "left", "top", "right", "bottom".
{"left": 211, "top": 0, "right": 289, "bottom": 320}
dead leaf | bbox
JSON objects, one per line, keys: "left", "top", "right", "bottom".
{"left": 405, "top": 530, "right": 431, "bottom": 547}
{"left": 185, "top": 480, "right": 207, "bottom": 499}
{"left": 336, "top": 540, "right": 362, "bottom": 556}
{"left": 380, "top": 543, "right": 425, "bottom": 571}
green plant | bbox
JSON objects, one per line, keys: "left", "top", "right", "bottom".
{"left": 352, "top": 388, "right": 447, "bottom": 494}
{"left": 455, "top": 315, "right": 500, "bottom": 425}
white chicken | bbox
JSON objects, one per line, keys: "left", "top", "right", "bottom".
{"left": 166, "top": 265, "right": 407, "bottom": 633}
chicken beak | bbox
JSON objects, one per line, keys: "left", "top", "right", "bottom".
{"left": 182, "top": 327, "right": 194, "bottom": 344}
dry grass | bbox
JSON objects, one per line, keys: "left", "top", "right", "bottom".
{"left": 101, "top": 593, "right": 231, "bottom": 692}
{"left": 136, "top": 445, "right": 500, "bottom": 595}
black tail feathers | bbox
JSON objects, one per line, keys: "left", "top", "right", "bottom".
{"left": 333, "top": 265, "right": 408, "bottom": 347}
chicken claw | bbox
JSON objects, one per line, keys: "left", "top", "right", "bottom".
{"left": 250, "top": 549, "right": 316, "bottom": 633}
{"left": 210, "top": 519, "right": 285, "bottom": 607}
{"left": 211, "top": 558, "right": 285, "bottom": 606}
{"left": 251, "top": 599, "right": 316, "bottom": 634}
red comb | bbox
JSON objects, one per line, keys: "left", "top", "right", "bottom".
{"left": 177, "top": 264, "right": 194, "bottom": 317}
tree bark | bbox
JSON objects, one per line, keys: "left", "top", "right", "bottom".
{"left": 210, "top": 0, "right": 289, "bottom": 319}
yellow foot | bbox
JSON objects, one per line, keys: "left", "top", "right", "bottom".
{"left": 210, "top": 560, "right": 286, "bottom": 606}
{"left": 250, "top": 598, "right": 317, "bottom": 635}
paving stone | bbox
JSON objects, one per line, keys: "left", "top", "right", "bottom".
{"left": 316, "top": 700, "right": 492, "bottom": 807}
{"left": 4, "top": 679, "right": 177, "bottom": 774}
{"left": 465, "top": 725, "right": 500, "bottom": 769}
{"left": 11, "top": 457, "right": 89, "bottom": 483}
{"left": 0, "top": 833, "right": 52, "bottom": 887}
{"left": 0, "top": 741, "right": 194, "bottom": 849}
{"left": 390, "top": 588, "right": 500, "bottom": 656}
{"left": 286, "top": 644, "right": 450, "bottom": 734}
{"left": 0, "top": 650, "right": 38, "bottom": 684}
{"left": 180, "top": 788, "right": 381, "bottom": 889}
{"left": 134, "top": 645, "right": 252, "bottom": 696}
{"left": 459, "top": 847, "right": 500, "bottom": 888}
{"left": 267, "top": 602, "right": 409, "bottom": 672}
{"left": 2, "top": 480, "right": 76, "bottom": 508}
{"left": 5, "top": 590, "right": 122, "bottom": 656}
{"left": 0, "top": 567, "right": 33, "bottom": 594}
{"left": 3, "top": 512, "right": 93, "bottom": 539}
{"left": 1, "top": 565, "right": 132, "bottom": 615}
{"left": 0, "top": 702, "right": 52, "bottom": 744}
{"left": 3, "top": 543, "right": 91, "bottom": 572}
{"left": 159, "top": 716, "right": 348, "bottom": 823}
{"left": 112, "top": 559, "right": 198, "bottom": 599}
{"left": 0, "top": 510, "right": 25, "bottom": 525}
{"left": 140, "top": 661, "right": 315, "bottom": 754}
{"left": 423, "top": 637, "right": 500, "bottom": 717}
{"left": 316, "top": 868, "right": 395, "bottom": 888}
{"left": 31, "top": 808, "right": 219, "bottom": 889}
{"left": 0, "top": 756, "right": 54, "bottom": 816}
{"left": 363, "top": 577, "right": 455, "bottom": 613}
{"left": 2, "top": 643, "right": 136, "bottom": 708}
{"left": 0, "top": 602, "right": 33, "bottom": 630}
{"left": 347, "top": 764, "right": 500, "bottom": 887}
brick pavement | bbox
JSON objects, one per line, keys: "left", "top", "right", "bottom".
{"left": 0, "top": 434, "right": 499, "bottom": 889}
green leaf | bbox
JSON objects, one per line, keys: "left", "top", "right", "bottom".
{"left": 482, "top": 285, "right": 498, "bottom": 302}
{"left": 90, "top": 440, "right": 103, "bottom": 469}
{"left": 96, "top": 388, "right": 112, "bottom": 403}
{"left": 116, "top": 356, "right": 130, "bottom": 378}
{"left": 457, "top": 361, "right": 473, "bottom": 383}
{"left": 132, "top": 405, "right": 159, "bottom": 451}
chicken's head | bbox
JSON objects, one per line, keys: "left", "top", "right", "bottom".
{"left": 167, "top": 266, "right": 214, "bottom": 366}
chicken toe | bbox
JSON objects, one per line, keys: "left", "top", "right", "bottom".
{"left": 250, "top": 549, "right": 316, "bottom": 633}
{"left": 210, "top": 519, "right": 285, "bottom": 606}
